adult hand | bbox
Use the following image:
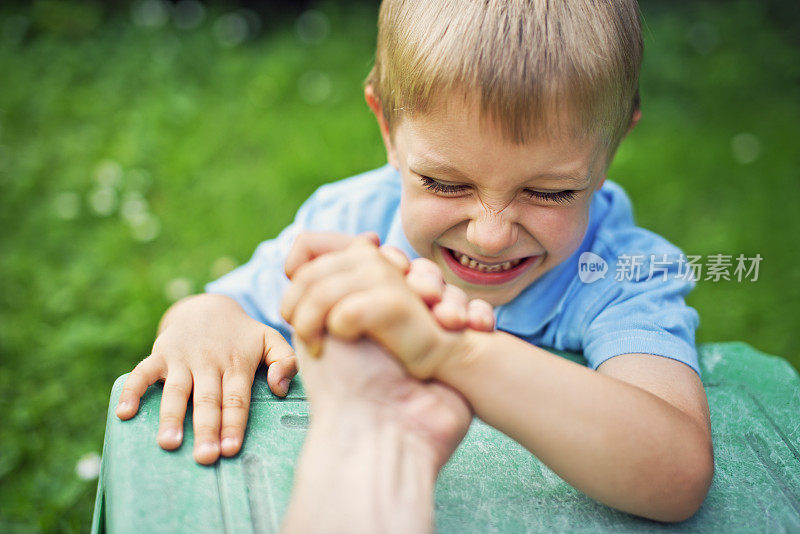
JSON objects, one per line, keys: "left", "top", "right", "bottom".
{"left": 282, "top": 336, "right": 473, "bottom": 534}
{"left": 297, "top": 335, "right": 472, "bottom": 470}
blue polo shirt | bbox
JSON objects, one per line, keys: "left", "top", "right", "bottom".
{"left": 206, "top": 164, "right": 701, "bottom": 377}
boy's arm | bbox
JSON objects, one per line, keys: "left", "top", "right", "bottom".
{"left": 317, "top": 296, "right": 713, "bottom": 521}
{"left": 440, "top": 331, "right": 713, "bottom": 523}
{"left": 282, "top": 238, "right": 713, "bottom": 522}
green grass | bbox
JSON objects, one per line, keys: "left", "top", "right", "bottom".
{"left": 0, "top": 1, "right": 798, "bottom": 531}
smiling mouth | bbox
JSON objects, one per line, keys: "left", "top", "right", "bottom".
{"left": 449, "top": 249, "right": 523, "bottom": 272}
{"left": 441, "top": 246, "right": 539, "bottom": 285}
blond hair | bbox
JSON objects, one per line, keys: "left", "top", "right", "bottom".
{"left": 366, "top": 0, "right": 642, "bottom": 155}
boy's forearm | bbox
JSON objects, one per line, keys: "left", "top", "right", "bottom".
{"left": 282, "top": 407, "right": 438, "bottom": 534}
{"left": 438, "top": 330, "right": 712, "bottom": 523}
{"left": 157, "top": 293, "right": 247, "bottom": 334}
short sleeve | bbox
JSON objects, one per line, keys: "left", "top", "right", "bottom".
{"left": 204, "top": 224, "right": 298, "bottom": 341}
{"left": 204, "top": 195, "right": 320, "bottom": 341}
{"left": 581, "top": 260, "right": 701, "bottom": 377}
{"left": 203, "top": 165, "right": 403, "bottom": 341}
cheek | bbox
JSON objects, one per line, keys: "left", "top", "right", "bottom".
{"left": 400, "top": 189, "right": 460, "bottom": 245}
{"left": 526, "top": 205, "right": 589, "bottom": 256}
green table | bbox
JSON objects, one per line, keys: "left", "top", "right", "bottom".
{"left": 91, "top": 342, "right": 800, "bottom": 532}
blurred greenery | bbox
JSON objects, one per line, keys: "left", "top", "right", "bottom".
{"left": 0, "top": 0, "right": 798, "bottom": 531}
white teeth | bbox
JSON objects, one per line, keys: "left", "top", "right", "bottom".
{"left": 451, "top": 249, "right": 524, "bottom": 273}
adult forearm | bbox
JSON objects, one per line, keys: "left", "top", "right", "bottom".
{"left": 282, "top": 407, "right": 438, "bottom": 534}
{"left": 440, "top": 330, "right": 712, "bottom": 522}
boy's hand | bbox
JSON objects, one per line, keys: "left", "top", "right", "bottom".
{"left": 404, "top": 255, "right": 495, "bottom": 332}
{"left": 115, "top": 294, "right": 296, "bottom": 464}
{"left": 282, "top": 235, "right": 489, "bottom": 378}
{"left": 284, "top": 231, "right": 494, "bottom": 337}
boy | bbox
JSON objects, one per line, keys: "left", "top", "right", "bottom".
{"left": 117, "top": 0, "right": 713, "bottom": 522}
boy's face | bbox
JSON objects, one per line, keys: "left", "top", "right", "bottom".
{"left": 372, "top": 91, "right": 608, "bottom": 307}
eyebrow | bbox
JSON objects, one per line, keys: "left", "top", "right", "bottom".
{"left": 409, "top": 158, "right": 591, "bottom": 187}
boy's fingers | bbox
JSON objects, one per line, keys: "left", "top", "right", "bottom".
{"left": 290, "top": 273, "right": 376, "bottom": 348}
{"left": 406, "top": 258, "right": 445, "bottom": 305}
{"left": 378, "top": 245, "right": 410, "bottom": 273}
{"left": 264, "top": 327, "right": 296, "bottom": 364}
{"left": 327, "top": 288, "right": 438, "bottom": 376}
{"left": 156, "top": 365, "right": 192, "bottom": 450}
{"left": 467, "top": 299, "right": 495, "bottom": 331}
{"left": 191, "top": 370, "right": 223, "bottom": 465}
{"left": 441, "top": 284, "right": 469, "bottom": 308}
{"left": 281, "top": 241, "right": 386, "bottom": 324}
{"left": 219, "top": 370, "right": 253, "bottom": 457}
{"left": 358, "top": 231, "right": 381, "bottom": 247}
{"left": 431, "top": 284, "right": 470, "bottom": 330}
{"left": 264, "top": 327, "right": 297, "bottom": 396}
{"left": 285, "top": 232, "right": 355, "bottom": 279}
{"left": 267, "top": 355, "right": 297, "bottom": 397}
{"left": 116, "top": 355, "right": 165, "bottom": 420}
{"left": 281, "top": 250, "right": 353, "bottom": 322}
{"left": 285, "top": 231, "right": 377, "bottom": 279}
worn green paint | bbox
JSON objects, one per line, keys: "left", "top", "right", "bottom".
{"left": 92, "top": 342, "right": 800, "bottom": 532}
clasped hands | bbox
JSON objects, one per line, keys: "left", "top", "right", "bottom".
{"left": 282, "top": 231, "right": 494, "bottom": 469}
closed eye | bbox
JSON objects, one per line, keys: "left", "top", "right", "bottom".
{"left": 419, "top": 176, "right": 468, "bottom": 195}
{"left": 524, "top": 189, "right": 577, "bottom": 205}
{"left": 421, "top": 176, "right": 577, "bottom": 205}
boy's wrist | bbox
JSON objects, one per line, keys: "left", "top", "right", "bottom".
{"left": 432, "top": 328, "right": 490, "bottom": 383}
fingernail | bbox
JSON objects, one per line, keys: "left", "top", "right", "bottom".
{"left": 221, "top": 437, "right": 239, "bottom": 452}
{"left": 160, "top": 428, "right": 182, "bottom": 443}
{"left": 117, "top": 401, "right": 130, "bottom": 413}
{"left": 279, "top": 378, "right": 290, "bottom": 394}
{"left": 196, "top": 441, "right": 219, "bottom": 457}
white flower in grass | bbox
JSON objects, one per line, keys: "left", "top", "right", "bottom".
{"left": 211, "top": 256, "right": 237, "bottom": 279}
{"left": 88, "top": 186, "right": 117, "bottom": 216}
{"left": 165, "top": 277, "right": 193, "bottom": 302}
{"left": 298, "top": 71, "right": 332, "bottom": 104}
{"left": 131, "top": 0, "right": 170, "bottom": 29}
{"left": 94, "top": 159, "right": 123, "bottom": 189}
{"left": 75, "top": 452, "right": 101, "bottom": 480}
{"left": 173, "top": 0, "right": 205, "bottom": 31}
{"left": 214, "top": 12, "right": 248, "bottom": 48}
{"left": 120, "top": 192, "right": 149, "bottom": 224}
{"left": 296, "top": 10, "right": 330, "bottom": 45}
{"left": 731, "top": 133, "right": 761, "bottom": 165}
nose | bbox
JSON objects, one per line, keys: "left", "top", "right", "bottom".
{"left": 465, "top": 209, "right": 518, "bottom": 257}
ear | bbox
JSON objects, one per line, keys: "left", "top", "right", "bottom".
{"left": 628, "top": 108, "right": 642, "bottom": 133}
{"left": 365, "top": 85, "right": 399, "bottom": 169}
